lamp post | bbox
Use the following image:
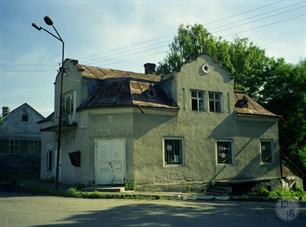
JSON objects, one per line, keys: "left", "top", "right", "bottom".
{"left": 32, "top": 16, "right": 64, "bottom": 190}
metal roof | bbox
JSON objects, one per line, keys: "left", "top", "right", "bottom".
{"left": 234, "top": 92, "right": 278, "bottom": 118}
{"left": 78, "top": 78, "right": 178, "bottom": 111}
{"left": 76, "top": 64, "right": 161, "bottom": 82}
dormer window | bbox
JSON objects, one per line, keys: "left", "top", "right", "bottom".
{"left": 22, "top": 113, "right": 28, "bottom": 122}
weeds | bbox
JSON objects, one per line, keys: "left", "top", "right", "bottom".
{"left": 249, "top": 186, "right": 306, "bottom": 201}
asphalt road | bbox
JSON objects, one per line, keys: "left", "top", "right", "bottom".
{"left": 0, "top": 192, "right": 305, "bottom": 227}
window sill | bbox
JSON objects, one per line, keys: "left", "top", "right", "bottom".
{"left": 216, "top": 163, "right": 234, "bottom": 166}
{"left": 163, "top": 163, "right": 184, "bottom": 167}
{"left": 260, "top": 162, "right": 273, "bottom": 165}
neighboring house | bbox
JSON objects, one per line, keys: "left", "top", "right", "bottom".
{"left": 0, "top": 103, "right": 44, "bottom": 174}
{"left": 39, "top": 55, "right": 281, "bottom": 191}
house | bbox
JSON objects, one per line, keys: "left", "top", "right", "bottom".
{"left": 0, "top": 103, "right": 45, "bottom": 174}
{"left": 39, "top": 55, "right": 281, "bottom": 191}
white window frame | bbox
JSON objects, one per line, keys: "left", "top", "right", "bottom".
{"left": 191, "top": 90, "right": 205, "bottom": 112}
{"left": 215, "top": 140, "right": 234, "bottom": 165}
{"left": 260, "top": 140, "right": 274, "bottom": 164}
{"left": 208, "top": 91, "right": 222, "bottom": 113}
{"left": 163, "top": 137, "right": 184, "bottom": 167}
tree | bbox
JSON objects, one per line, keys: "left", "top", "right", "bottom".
{"left": 157, "top": 24, "right": 268, "bottom": 95}
{"left": 157, "top": 24, "right": 306, "bottom": 172}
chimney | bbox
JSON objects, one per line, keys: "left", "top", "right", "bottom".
{"left": 2, "top": 106, "right": 10, "bottom": 117}
{"left": 144, "top": 63, "right": 156, "bottom": 74}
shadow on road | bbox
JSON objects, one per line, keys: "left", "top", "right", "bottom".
{"left": 33, "top": 201, "right": 304, "bottom": 227}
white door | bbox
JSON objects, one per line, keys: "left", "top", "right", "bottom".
{"left": 95, "top": 138, "right": 126, "bottom": 185}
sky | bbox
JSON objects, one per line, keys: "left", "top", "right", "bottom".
{"left": 0, "top": 0, "right": 305, "bottom": 116}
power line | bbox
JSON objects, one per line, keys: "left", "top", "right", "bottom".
{"left": 213, "top": 4, "right": 306, "bottom": 34}
{"left": 210, "top": 1, "right": 305, "bottom": 32}
{"left": 81, "top": 1, "right": 305, "bottom": 65}
{"left": 79, "top": 0, "right": 286, "bottom": 61}
{"left": 2, "top": 1, "right": 304, "bottom": 73}
{"left": 224, "top": 13, "right": 306, "bottom": 37}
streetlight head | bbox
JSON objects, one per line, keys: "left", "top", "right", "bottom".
{"left": 44, "top": 16, "right": 54, "bottom": 26}
{"left": 32, "top": 23, "right": 41, "bottom": 31}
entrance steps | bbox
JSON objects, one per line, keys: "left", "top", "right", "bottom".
{"left": 207, "top": 183, "right": 232, "bottom": 196}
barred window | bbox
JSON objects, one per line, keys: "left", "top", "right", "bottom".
{"left": 164, "top": 139, "right": 183, "bottom": 165}
{"left": 217, "top": 141, "right": 233, "bottom": 164}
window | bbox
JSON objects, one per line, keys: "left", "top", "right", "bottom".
{"left": 0, "top": 139, "right": 9, "bottom": 153}
{"left": 191, "top": 90, "right": 204, "bottom": 112}
{"left": 63, "top": 91, "right": 75, "bottom": 120}
{"left": 46, "top": 150, "right": 53, "bottom": 172}
{"left": 209, "top": 92, "right": 222, "bottom": 112}
{"left": 261, "top": 141, "right": 272, "bottom": 163}
{"left": 216, "top": 141, "right": 233, "bottom": 164}
{"left": 9, "top": 140, "right": 20, "bottom": 154}
{"left": 28, "top": 140, "right": 40, "bottom": 153}
{"left": 164, "top": 139, "right": 183, "bottom": 165}
{"left": 22, "top": 113, "right": 28, "bottom": 122}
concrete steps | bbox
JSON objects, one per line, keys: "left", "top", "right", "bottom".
{"left": 207, "top": 184, "right": 232, "bottom": 196}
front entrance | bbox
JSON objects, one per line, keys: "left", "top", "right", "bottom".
{"left": 94, "top": 138, "right": 126, "bottom": 185}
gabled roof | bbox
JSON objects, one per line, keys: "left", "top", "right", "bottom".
{"left": 0, "top": 103, "right": 45, "bottom": 121}
{"left": 78, "top": 78, "right": 178, "bottom": 111}
{"left": 76, "top": 64, "right": 161, "bottom": 82}
{"left": 234, "top": 92, "right": 278, "bottom": 118}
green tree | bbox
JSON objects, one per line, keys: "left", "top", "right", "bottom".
{"left": 157, "top": 23, "right": 306, "bottom": 172}
{"left": 259, "top": 59, "right": 306, "bottom": 166}
{"left": 157, "top": 24, "right": 268, "bottom": 94}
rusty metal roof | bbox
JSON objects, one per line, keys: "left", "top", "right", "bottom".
{"left": 78, "top": 78, "right": 178, "bottom": 111}
{"left": 234, "top": 91, "right": 278, "bottom": 118}
{"left": 76, "top": 64, "right": 161, "bottom": 82}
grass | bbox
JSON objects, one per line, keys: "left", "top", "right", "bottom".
{"left": 249, "top": 186, "right": 306, "bottom": 201}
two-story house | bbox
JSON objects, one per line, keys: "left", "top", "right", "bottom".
{"left": 39, "top": 55, "right": 281, "bottom": 191}
{"left": 0, "top": 103, "right": 44, "bottom": 174}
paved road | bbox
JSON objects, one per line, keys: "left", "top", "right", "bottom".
{"left": 0, "top": 192, "right": 305, "bottom": 227}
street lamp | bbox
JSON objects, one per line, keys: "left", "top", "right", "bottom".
{"left": 32, "top": 16, "right": 65, "bottom": 190}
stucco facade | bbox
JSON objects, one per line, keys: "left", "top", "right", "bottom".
{"left": 40, "top": 55, "right": 281, "bottom": 191}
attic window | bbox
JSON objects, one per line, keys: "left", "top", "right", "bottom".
{"left": 201, "top": 64, "right": 209, "bottom": 74}
{"left": 235, "top": 95, "right": 248, "bottom": 108}
{"left": 22, "top": 113, "right": 28, "bottom": 122}
{"left": 149, "top": 90, "right": 155, "bottom": 97}
{"left": 148, "top": 88, "right": 156, "bottom": 98}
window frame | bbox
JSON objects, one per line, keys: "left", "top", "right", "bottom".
{"left": 163, "top": 137, "right": 184, "bottom": 167}
{"left": 9, "top": 140, "right": 20, "bottom": 154}
{"left": 22, "top": 113, "right": 28, "bottom": 122}
{"left": 260, "top": 140, "right": 273, "bottom": 164}
{"left": 190, "top": 90, "right": 205, "bottom": 112}
{"left": 216, "top": 140, "right": 234, "bottom": 165}
{"left": 46, "top": 150, "right": 53, "bottom": 172}
{"left": 208, "top": 91, "right": 222, "bottom": 113}
{"left": 62, "top": 90, "right": 76, "bottom": 122}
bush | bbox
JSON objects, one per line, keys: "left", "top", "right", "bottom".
{"left": 250, "top": 186, "right": 270, "bottom": 197}
{"left": 66, "top": 187, "right": 82, "bottom": 198}
{"left": 249, "top": 186, "right": 306, "bottom": 201}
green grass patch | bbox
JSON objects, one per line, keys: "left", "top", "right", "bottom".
{"left": 249, "top": 186, "right": 306, "bottom": 201}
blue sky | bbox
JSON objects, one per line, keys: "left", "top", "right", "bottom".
{"left": 0, "top": 0, "right": 305, "bottom": 116}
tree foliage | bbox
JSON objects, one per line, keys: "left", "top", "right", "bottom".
{"left": 157, "top": 24, "right": 306, "bottom": 171}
